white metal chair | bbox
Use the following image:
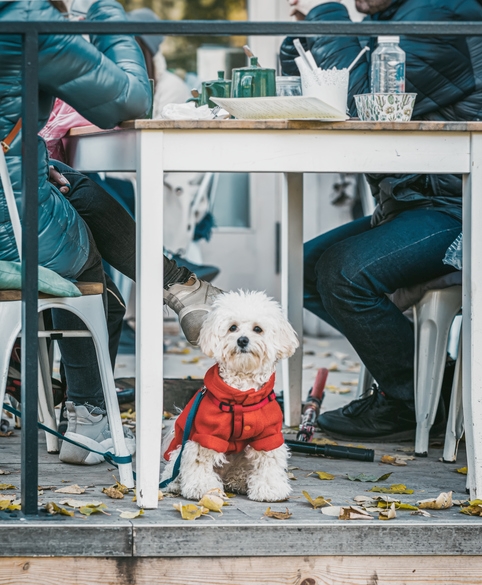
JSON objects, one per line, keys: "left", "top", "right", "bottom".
{"left": 413, "top": 285, "right": 462, "bottom": 456}
{"left": 354, "top": 284, "right": 463, "bottom": 460}
{"left": 0, "top": 147, "right": 134, "bottom": 487}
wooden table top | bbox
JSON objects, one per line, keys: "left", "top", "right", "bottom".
{"left": 68, "top": 119, "right": 482, "bottom": 136}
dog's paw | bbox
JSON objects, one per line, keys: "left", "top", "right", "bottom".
{"left": 181, "top": 477, "right": 224, "bottom": 501}
{"left": 247, "top": 479, "right": 292, "bottom": 502}
{"left": 163, "top": 480, "right": 181, "bottom": 495}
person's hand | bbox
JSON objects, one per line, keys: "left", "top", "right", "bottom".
{"left": 288, "top": 0, "right": 340, "bottom": 20}
{"left": 48, "top": 166, "right": 70, "bottom": 195}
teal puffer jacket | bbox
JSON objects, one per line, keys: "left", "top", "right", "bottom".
{"left": 0, "top": 0, "right": 151, "bottom": 278}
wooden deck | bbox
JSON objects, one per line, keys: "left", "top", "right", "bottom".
{"left": 1, "top": 423, "right": 482, "bottom": 584}
{"left": 1, "top": 332, "right": 481, "bottom": 584}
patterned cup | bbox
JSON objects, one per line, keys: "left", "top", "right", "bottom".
{"left": 354, "top": 93, "right": 417, "bottom": 121}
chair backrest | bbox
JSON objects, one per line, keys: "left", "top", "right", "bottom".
{"left": 0, "top": 147, "right": 22, "bottom": 259}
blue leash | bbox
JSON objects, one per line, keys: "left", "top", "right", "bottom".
{"left": 159, "top": 388, "right": 205, "bottom": 489}
{"left": 2, "top": 402, "right": 132, "bottom": 466}
{"left": 2, "top": 387, "right": 205, "bottom": 488}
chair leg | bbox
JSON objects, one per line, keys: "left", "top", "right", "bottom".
{"left": 37, "top": 313, "right": 59, "bottom": 453}
{"left": 0, "top": 302, "right": 22, "bottom": 425}
{"left": 354, "top": 363, "right": 374, "bottom": 400}
{"left": 70, "top": 296, "right": 134, "bottom": 488}
{"left": 443, "top": 338, "right": 464, "bottom": 463}
{"left": 414, "top": 287, "right": 462, "bottom": 456}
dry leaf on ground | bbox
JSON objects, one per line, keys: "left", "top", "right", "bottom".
{"left": 347, "top": 472, "right": 392, "bottom": 483}
{"left": 411, "top": 509, "right": 432, "bottom": 517}
{"left": 379, "top": 502, "right": 397, "bottom": 520}
{"left": 0, "top": 494, "right": 16, "bottom": 502}
{"left": 102, "top": 487, "right": 124, "bottom": 500}
{"left": 417, "top": 492, "right": 453, "bottom": 510}
{"left": 314, "top": 471, "right": 335, "bottom": 481}
{"left": 173, "top": 502, "right": 210, "bottom": 520}
{"left": 340, "top": 506, "right": 373, "bottom": 520}
{"left": 302, "top": 491, "right": 331, "bottom": 509}
{"left": 456, "top": 467, "right": 468, "bottom": 475}
{"left": 54, "top": 484, "right": 86, "bottom": 495}
{"left": 44, "top": 502, "right": 74, "bottom": 517}
{"left": 119, "top": 509, "right": 144, "bottom": 519}
{"left": 380, "top": 455, "right": 415, "bottom": 466}
{"left": 79, "top": 503, "right": 110, "bottom": 516}
{"left": 377, "top": 500, "right": 418, "bottom": 511}
{"left": 311, "top": 437, "right": 338, "bottom": 446}
{"left": 0, "top": 470, "right": 11, "bottom": 475}
{"left": 198, "top": 488, "right": 227, "bottom": 513}
{"left": 264, "top": 507, "right": 292, "bottom": 520}
{"left": 58, "top": 499, "right": 103, "bottom": 509}
{"left": 369, "top": 484, "right": 414, "bottom": 495}
{"left": 460, "top": 500, "right": 482, "bottom": 516}
{"left": 0, "top": 499, "right": 21, "bottom": 511}
{"left": 0, "top": 483, "right": 16, "bottom": 490}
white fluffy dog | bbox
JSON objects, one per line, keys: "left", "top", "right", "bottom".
{"left": 161, "top": 290, "right": 299, "bottom": 502}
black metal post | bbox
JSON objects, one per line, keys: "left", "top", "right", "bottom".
{"left": 20, "top": 29, "right": 39, "bottom": 516}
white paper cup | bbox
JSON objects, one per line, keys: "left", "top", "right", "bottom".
{"left": 296, "top": 57, "right": 349, "bottom": 114}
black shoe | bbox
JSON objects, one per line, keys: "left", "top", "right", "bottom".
{"left": 317, "top": 386, "right": 446, "bottom": 442}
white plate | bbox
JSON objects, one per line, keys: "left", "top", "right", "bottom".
{"left": 211, "top": 96, "right": 348, "bottom": 121}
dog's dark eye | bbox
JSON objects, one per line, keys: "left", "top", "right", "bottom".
{"left": 253, "top": 326, "right": 263, "bottom": 334}
{"left": 229, "top": 325, "right": 237, "bottom": 332}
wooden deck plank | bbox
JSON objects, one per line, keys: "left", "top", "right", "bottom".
{"left": 2, "top": 555, "right": 482, "bottom": 585}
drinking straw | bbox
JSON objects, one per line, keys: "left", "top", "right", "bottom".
{"left": 347, "top": 46, "right": 370, "bottom": 72}
{"left": 293, "top": 38, "right": 317, "bottom": 72}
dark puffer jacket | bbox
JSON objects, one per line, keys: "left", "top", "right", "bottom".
{"left": 280, "top": 0, "right": 482, "bottom": 224}
{"left": 0, "top": 0, "right": 151, "bottom": 278}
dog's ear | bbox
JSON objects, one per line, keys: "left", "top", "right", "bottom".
{"left": 198, "top": 311, "right": 218, "bottom": 358}
{"left": 275, "top": 318, "right": 299, "bottom": 360}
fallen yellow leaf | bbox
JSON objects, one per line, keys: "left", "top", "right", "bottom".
{"left": 369, "top": 484, "right": 414, "bottom": 494}
{"left": 79, "top": 503, "right": 109, "bottom": 516}
{"left": 302, "top": 491, "right": 331, "bottom": 509}
{"left": 198, "top": 488, "right": 226, "bottom": 513}
{"left": 264, "top": 507, "right": 292, "bottom": 520}
{"left": 54, "top": 484, "right": 86, "bottom": 495}
{"left": 314, "top": 471, "right": 335, "bottom": 481}
{"left": 379, "top": 502, "right": 397, "bottom": 521}
{"left": 102, "top": 487, "right": 124, "bottom": 500}
{"left": 417, "top": 492, "right": 453, "bottom": 510}
{"left": 173, "top": 502, "right": 210, "bottom": 520}
{"left": 44, "top": 502, "right": 74, "bottom": 517}
{"left": 119, "top": 509, "right": 144, "bottom": 519}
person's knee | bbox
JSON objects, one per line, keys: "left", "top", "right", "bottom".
{"left": 315, "top": 243, "right": 360, "bottom": 309}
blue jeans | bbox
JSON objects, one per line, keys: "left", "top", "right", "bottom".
{"left": 50, "top": 163, "right": 191, "bottom": 408}
{"left": 304, "top": 209, "right": 461, "bottom": 403}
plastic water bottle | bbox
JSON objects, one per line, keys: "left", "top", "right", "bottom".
{"left": 370, "top": 36, "right": 406, "bottom": 93}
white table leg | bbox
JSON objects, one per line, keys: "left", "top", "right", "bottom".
{"left": 135, "top": 130, "right": 165, "bottom": 508}
{"left": 281, "top": 172, "right": 303, "bottom": 428}
{"left": 463, "top": 133, "right": 482, "bottom": 499}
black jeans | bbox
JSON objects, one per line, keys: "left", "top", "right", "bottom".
{"left": 51, "top": 162, "right": 191, "bottom": 408}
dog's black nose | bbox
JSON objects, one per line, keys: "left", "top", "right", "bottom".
{"left": 237, "top": 336, "right": 249, "bottom": 349}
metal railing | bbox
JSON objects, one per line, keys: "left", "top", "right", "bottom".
{"left": 0, "top": 18, "right": 481, "bottom": 516}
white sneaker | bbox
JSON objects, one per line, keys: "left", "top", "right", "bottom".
{"left": 59, "top": 402, "right": 135, "bottom": 465}
{"left": 163, "top": 276, "right": 223, "bottom": 345}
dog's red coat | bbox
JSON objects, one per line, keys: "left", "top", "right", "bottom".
{"left": 164, "top": 365, "right": 284, "bottom": 458}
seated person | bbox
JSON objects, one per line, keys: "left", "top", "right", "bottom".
{"left": 280, "top": 0, "right": 482, "bottom": 440}
{"left": 0, "top": 0, "right": 220, "bottom": 466}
